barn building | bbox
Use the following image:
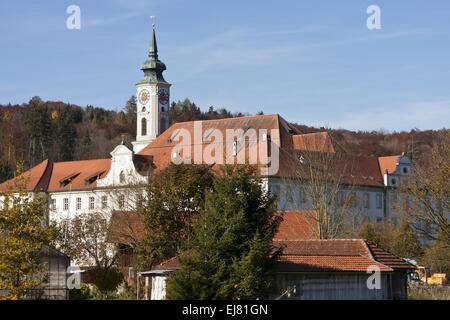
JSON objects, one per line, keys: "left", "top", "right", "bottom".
{"left": 137, "top": 238, "right": 413, "bottom": 300}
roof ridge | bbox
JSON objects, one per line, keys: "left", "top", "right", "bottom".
{"left": 360, "top": 240, "right": 378, "bottom": 261}
{"left": 54, "top": 158, "right": 110, "bottom": 164}
{"left": 172, "top": 113, "right": 280, "bottom": 126}
{"left": 274, "top": 238, "right": 366, "bottom": 241}
{"left": 378, "top": 155, "right": 401, "bottom": 159}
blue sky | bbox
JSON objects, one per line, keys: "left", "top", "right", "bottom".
{"left": 0, "top": 0, "right": 449, "bottom": 131}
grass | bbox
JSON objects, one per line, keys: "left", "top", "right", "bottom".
{"left": 408, "top": 284, "right": 450, "bottom": 300}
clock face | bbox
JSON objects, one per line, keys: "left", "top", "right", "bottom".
{"left": 138, "top": 89, "right": 150, "bottom": 105}
{"left": 158, "top": 88, "right": 169, "bottom": 106}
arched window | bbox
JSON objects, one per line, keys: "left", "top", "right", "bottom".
{"left": 120, "top": 171, "right": 125, "bottom": 183}
{"left": 141, "top": 118, "right": 147, "bottom": 136}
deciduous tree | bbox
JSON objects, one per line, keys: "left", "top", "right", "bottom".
{"left": 0, "top": 164, "right": 58, "bottom": 300}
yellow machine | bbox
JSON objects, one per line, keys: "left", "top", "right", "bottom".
{"left": 407, "top": 260, "right": 449, "bottom": 285}
{"left": 407, "top": 261, "right": 431, "bottom": 284}
{"left": 428, "top": 273, "right": 450, "bottom": 285}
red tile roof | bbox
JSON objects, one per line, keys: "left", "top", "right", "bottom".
{"left": 274, "top": 239, "right": 414, "bottom": 273}
{"left": 154, "top": 256, "right": 181, "bottom": 270}
{"left": 292, "top": 132, "right": 347, "bottom": 153}
{"left": 48, "top": 159, "right": 111, "bottom": 191}
{"left": 275, "top": 239, "right": 372, "bottom": 257}
{"left": 137, "top": 114, "right": 298, "bottom": 175}
{"left": 0, "top": 158, "right": 112, "bottom": 192}
{"left": 278, "top": 254, "right": 392, "bottom": 272}
{"left": 274, "top": 210, "right": 315, "bottom": 240}
{"left": 0, "top": 159, "right": 52, "bottom": 192}
{"left": 276, "top": 148, "right": 385, "bottom": 187}
{"left": 378, "top": 155, "right": 400, "bottom": 175}
{"left": 1, "top": 114, "right": 404, "bottom": 192}
{"left": 365, "top": 241, "right": 413, "bottom": 270}
{"left": 150, "top": 239, "right": 413, "bottom": 273}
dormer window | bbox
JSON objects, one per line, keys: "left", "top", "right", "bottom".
{"left": 85, "top": 170, "right": 105, "bottom": 186}
{"left": 119, "top": 171, "right": 125, "bottom": 183}
{"left": 391, "top": 178, "right": 396, "bottom": 185}
{"left": 403, "top": 167, "right": 408, "bottom": 174}
{"left": 59, "top": 172, "right": 80, "bottom": 187}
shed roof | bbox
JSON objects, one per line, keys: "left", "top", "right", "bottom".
{"left": 150, "top": 239, "right": 414, "bottom": 274}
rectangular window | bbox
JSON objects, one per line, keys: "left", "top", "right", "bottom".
{"left": 101, "top": 196, "right": 107, "bottom": 209}
{"left": 76, "top": 197, "right": 81, "bottom": 210}
{"left": 363, "top": 193, "right": 370, "bottom": 209}
{"left": 376, "top": 193, "right": 382, "bottom": 209}
{"left": 63, "top": 198, "right": 69, "bottom": 211}
{"left": 89, "top": 197, "right": 95, "bottom": 210}
{"left": 51, "top": 199, "right": 56, "bottom": 211}
{"left": 119, "top": 195, "right": 125, "bottom": 209}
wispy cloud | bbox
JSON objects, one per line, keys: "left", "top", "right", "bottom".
{"left": 166, "top": 27, "right": 441, "bottom": 80}
{"left": 322, "top": 99, "right": 450, "bottom": 131}
{"left": 84, "top": 12, "right": 140, "bottom": 27}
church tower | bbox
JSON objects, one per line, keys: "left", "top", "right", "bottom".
{"left": 132, "top": 25, "right": 170, "bottom": 154}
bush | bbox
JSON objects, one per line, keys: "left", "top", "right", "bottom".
{"left": 69, "top": 284, "right": 92, "bottom": 300}
{"left": 84, "top": 267, "right": 124, "bottom": 299}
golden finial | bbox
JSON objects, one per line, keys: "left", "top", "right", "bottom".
{"left": 150, "top": 16, "right": 155, "bottom": 28}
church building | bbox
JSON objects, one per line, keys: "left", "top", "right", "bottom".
{"left": 0, "top": 25, "right": 412, "bottom": 248}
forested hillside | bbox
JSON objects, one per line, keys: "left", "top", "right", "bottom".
{"left": 0, "top": 96, "right": 445, "bottom": 183}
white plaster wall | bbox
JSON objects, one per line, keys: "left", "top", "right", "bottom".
{"left": 151, "top": 275, "right": 168, "bottom": 300}
{"left": 97, "top": 144, "right": 147, "bottom": 188}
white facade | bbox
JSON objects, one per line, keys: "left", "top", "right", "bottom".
{"left": 49, "top": 144, "right": 147, "bottom": 224}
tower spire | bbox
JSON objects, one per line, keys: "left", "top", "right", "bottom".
{"left": 139, "top": 19, "right": 167, "bottom": 84}
{"left": 149, "top": 19, "right": 158, "bottom": 59}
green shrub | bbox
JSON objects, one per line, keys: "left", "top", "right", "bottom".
{"left": 84, "top": 267, "right": 124, "bottom": 299}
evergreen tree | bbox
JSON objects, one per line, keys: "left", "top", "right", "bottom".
{"left": 124, "top": 96, "right": 137, "bottom": 125}
{"left": 360, "top": 223, "right": 377, "bottom": 244}
{"left": 23, "top": 100, "right": 52, "bottom": 166}
{"left": 166, "top": 165, "right": 282, "bottom": 300}
{"left": 51, "top": 105, "right": 76, "bottom": 161}
{"left": 115, "top": 111, "right": 127, "bottom": 125}
{"left": 0, "top": 162, "right": 13, "bottom": 184}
